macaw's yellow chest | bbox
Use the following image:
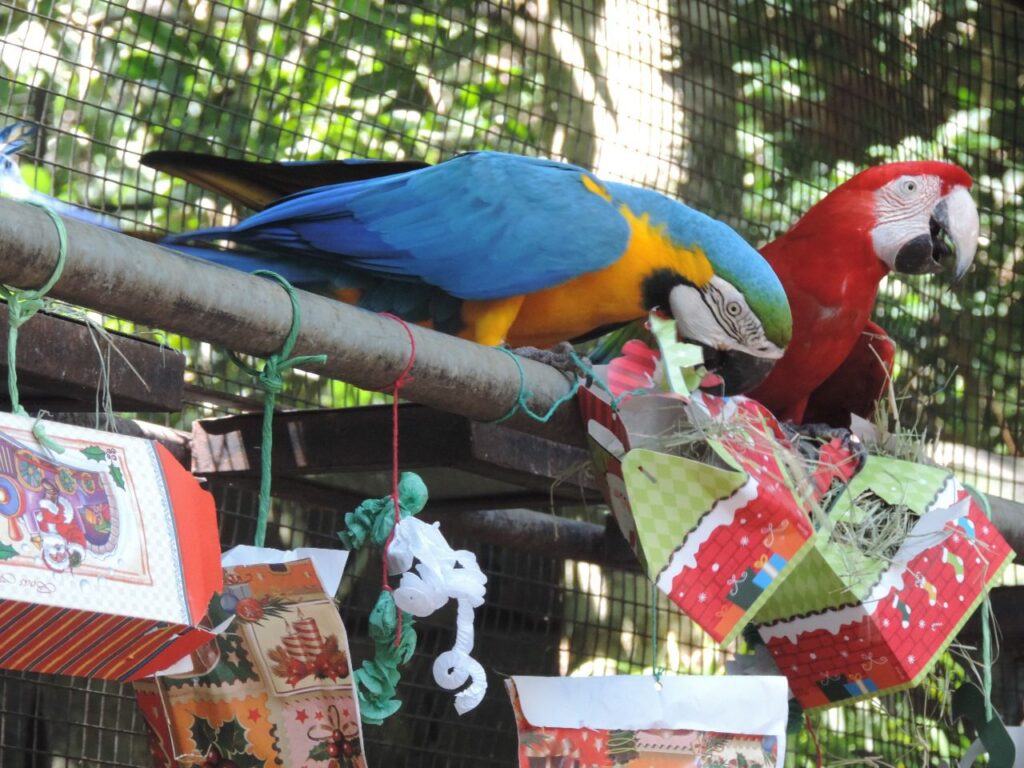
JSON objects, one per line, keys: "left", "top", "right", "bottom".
{"left": 460, "top": 205, "right": 715, "bottom": 348}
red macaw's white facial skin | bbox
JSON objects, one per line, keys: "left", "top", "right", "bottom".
{"left": 870, "top": 174, "right": 979, "bottom": 279}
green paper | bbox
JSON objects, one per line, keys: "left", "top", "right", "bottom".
{"left": 843, "top": 455, "right": 952, "bottom": 514}
{"left": 338, "top": 472, "right": 428, "bottom": 550}
{"left": 756, "top": 455, "right": 960, "bottom": 622}
{"left": 622, "top": 448, "right": 747, "bottom": 576}
{"left": 954, "top": 682, "right": 1017, "bottom": 768}
{"left": 649, "top": 312, "right": 705, "bottom": 396}
{"left": 337, "top": 473, "right": 427, "bottom": 726}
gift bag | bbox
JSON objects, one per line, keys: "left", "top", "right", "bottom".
{"left": 0, "top": 412, "right": 221, "bottom": 680}
{"left": 755, "top": 459, "right": 1013, "bottom": 710}
{"left": 135, "top": 547, "right": 366, "bottom": 768}
{"left": 507, "top": 674, "right": 789, "bottom": 767}
{"left": 579, "top": 383, "right": 847, "bottom": 644}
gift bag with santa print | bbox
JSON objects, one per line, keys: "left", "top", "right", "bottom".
{"left": 507, "top": 674, "right": 789, "bottom": 767}
{"left": 135, "top": 547, "right": 366, "bottom": 768}
{"left": 0, "top": 411, "right": 221, "bottom": 680}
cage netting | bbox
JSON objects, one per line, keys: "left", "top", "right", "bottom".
{"left": 0, "top": 0, "right": 1021, "bottom": 765}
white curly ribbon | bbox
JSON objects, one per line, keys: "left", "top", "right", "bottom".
{"left": 388, "top": 517, "right": 488, "bottom": 714}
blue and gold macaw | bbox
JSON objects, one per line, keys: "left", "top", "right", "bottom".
{"left": 153, "top": 151, "right": 792, "bottom": 394}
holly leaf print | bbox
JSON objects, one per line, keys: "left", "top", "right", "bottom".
{"left": 81, "top": 446, "right": 107, "bottom": 462}
{"left": 189, "top": 716, "right": 217, "bottom": 753}
{"left": 108, "top": 464, "right": 126, "bottom": 490}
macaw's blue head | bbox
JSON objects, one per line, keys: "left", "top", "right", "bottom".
{"left": 608, "top": 182, "right": 793, "bottom": 395}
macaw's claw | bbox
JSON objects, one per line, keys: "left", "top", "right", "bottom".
{"left": 510, "top": 341, "right": 591, "bottom": 379}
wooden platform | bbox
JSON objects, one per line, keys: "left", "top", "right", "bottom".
{"left": 0, "top": 310, "right": 185, "bottom": 412}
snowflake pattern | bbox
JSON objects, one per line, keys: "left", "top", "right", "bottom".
{"left": 697, "top": 592, "right": 708, "bottom": 604}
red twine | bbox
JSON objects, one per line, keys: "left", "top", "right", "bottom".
{"left": 804, "top": 713, "right": 824, "bottom": 768}
{"left": 378, "top": 313, "right": 417, "bottom": 648}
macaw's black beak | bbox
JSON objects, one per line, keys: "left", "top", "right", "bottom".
{"left": 699, "top": 347, "right": 778, "bottom": 396}
{"left": 894, "top": 186, "right": 979, "bottom": 280}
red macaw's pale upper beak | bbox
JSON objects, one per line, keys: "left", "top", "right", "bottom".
{"left": 893, "top": 185, "right": 979, "bottom": 280}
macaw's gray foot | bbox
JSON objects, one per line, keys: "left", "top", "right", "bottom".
{"left": 510, "top": 341, "right": 590, "bottom": 376}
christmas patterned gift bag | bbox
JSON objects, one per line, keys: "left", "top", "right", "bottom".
{"left": 754, "top": 458, "right": 1013, "bottom": 711}
{"left": 0, "top": 412, "right": 221, "bottom": 680}
{"left": 579, "top": 381, "right": 852, "bottom": 645}
{"left": 507, "top": 675, "right": 788, "bottom": 767}
{"left": 135, "top": 547, "right": 366, "bottom": 768}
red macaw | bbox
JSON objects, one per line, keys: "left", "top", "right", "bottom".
{"left": 748, "top": 161, "right": 978, "bottom": 425}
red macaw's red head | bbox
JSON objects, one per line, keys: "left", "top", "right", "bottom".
{"left": 826, "top": 161, "right": 979, "bottom": 279}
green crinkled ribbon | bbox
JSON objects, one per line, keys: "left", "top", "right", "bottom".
{"left": 0, "top": 201, "right": 68, "bottom": 454}
{"left": 338, "top": 472, "right": 428, "bottom": 550}
{"left": 338, "top": 471, "right": 428, "bottom": 725}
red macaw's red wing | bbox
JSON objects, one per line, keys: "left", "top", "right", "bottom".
{"left": 801, "top": 321, "right": 896, "bottom": 428}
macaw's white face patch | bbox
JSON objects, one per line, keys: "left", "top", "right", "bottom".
{"left": 871, "top": 175, "right": 978, "bottom": 278}
{"left": 669, "top": 276, "right": 784, "bottom": 360}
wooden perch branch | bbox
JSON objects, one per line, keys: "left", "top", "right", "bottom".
{"left": 0, "top": 199, "right": 584, "bottom": 444}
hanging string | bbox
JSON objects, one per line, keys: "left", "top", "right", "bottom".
{"left": 377, "top": 313, "right": 417, "bottom": 648}
{"left": 649, "top": 581, "right": 663, "bottom": 686}
{"left": 0, "top": 201, "right": 68, "bottom": 454}
{"left": 804, "top": 714, "right": 824, "bottom": 768}
{"left": 230, "top": 271, "right": 327, "bottom": 547}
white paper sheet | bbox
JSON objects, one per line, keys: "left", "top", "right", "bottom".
{"left": 512, "top": 674, "right": 788, "bottom": 756}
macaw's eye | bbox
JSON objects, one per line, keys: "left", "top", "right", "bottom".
{"left": 902, "top": 179, "right": 918, "bottom": 194}
{"left": 726, "top": 301, "right": 743, "bottom": 317}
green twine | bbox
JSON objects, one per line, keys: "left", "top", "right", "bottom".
{"left": 229, "top": 270, "right": 327, "bottom": 546}
{"left": 965, "top": 482, "right": 995, "bottom": 723}
{"left": 567, "top": 348, "right": 651, "bottom": 412}
{"left": 489, "top": 346, "right": 653, "bottom": 424}
{"left": 489, "top": 347, "right": 580, "bottom": 424}
{"left": 0, "top": 201, "right": 67, "bottom": 454}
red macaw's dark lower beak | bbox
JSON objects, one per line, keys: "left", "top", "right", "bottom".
{"left": 700, "top": 347, "right": 778, "bottom": 396}
{"left": 894, "top": 186, "right": 979, "bottom": 280}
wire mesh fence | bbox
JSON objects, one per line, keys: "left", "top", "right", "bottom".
{"left": 0, "top": 0, "right": 1021, "bottom": 765}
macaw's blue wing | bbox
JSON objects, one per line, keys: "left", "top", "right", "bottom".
{"left": 165, "top": 152, "right": 631, "bottom": 301}
{"left": 141, "top": 151, "right": 428, "bottom": 211}
{"left": 165, "top": 243, "right": 463, "bottom": 332}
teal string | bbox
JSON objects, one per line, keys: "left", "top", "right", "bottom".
{"left": 229, "top": 271, "right": 327, "bottom": 546}
{"left": 650, "top": 581, "right": 663, "bottom": 684}
{"left": 0, "top": 201, "right": 67, "bottom": 454}
{"left": 489, "top": 347, "right": 580, "bottom": 424}
{"left": 567, "top": 349, "right": 650, "bottom": 412}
